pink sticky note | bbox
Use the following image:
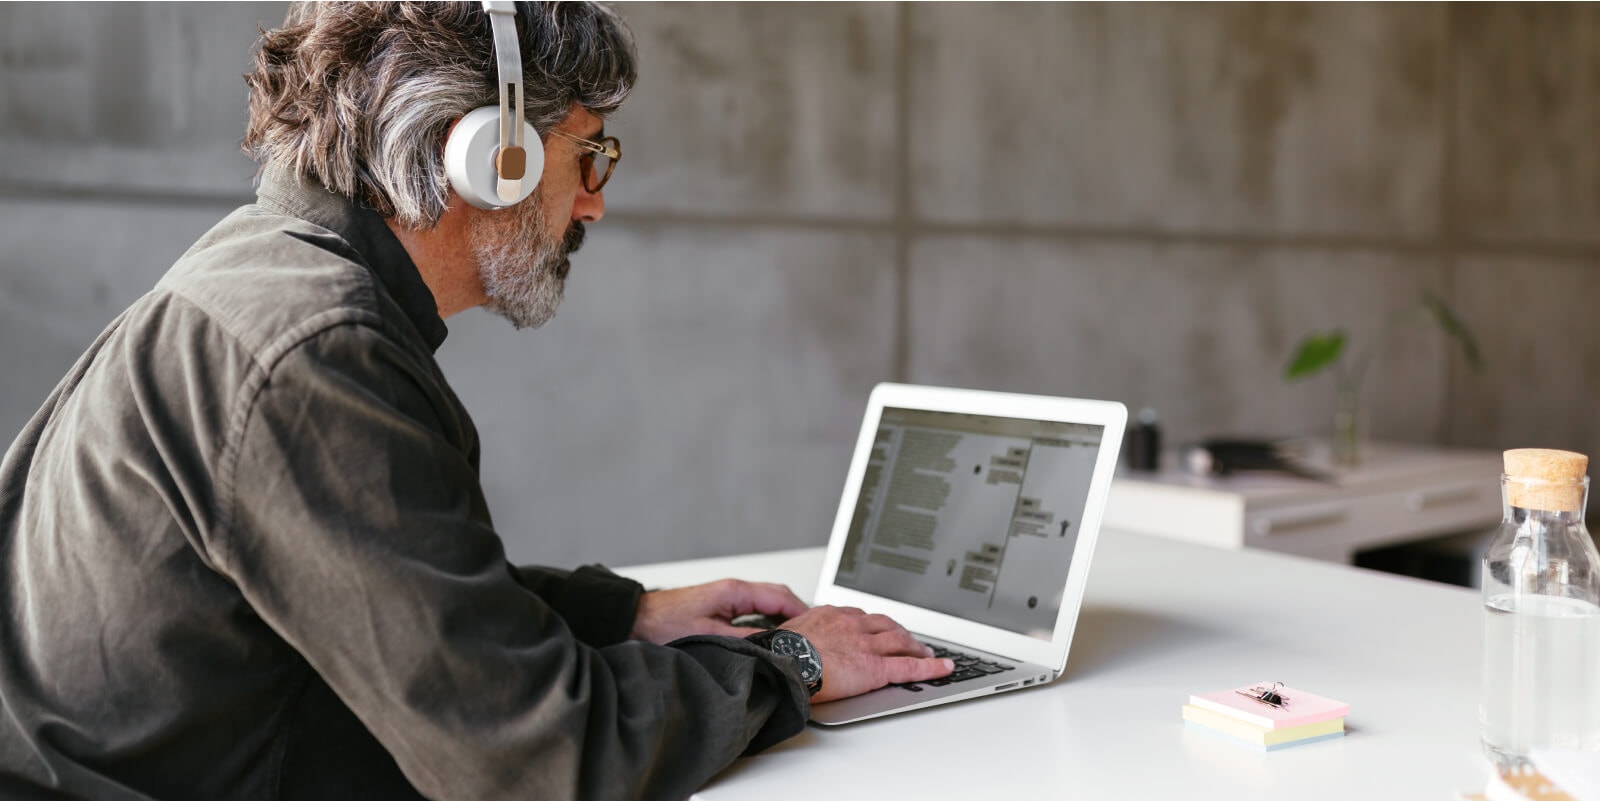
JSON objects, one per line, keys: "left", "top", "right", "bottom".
{"left": 1188, "top": 682, "right": 1350, "bottom": 729}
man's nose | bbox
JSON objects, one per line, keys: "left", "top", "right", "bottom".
{"left": 573, "top": 185, "right": 604, "bottom": 224}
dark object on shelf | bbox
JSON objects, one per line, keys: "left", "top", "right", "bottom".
{"left": 1125, "top": 408, "right": 1162, "bottom": 472}
{"left": 1354, "top": 541, "right": 1476, "bottom": 588}
{"left": 1182, "top": 438, "right": 1335, "bottom": 482}
{"left": 1354, "top": 529, "right": 1496, "bottom": 589}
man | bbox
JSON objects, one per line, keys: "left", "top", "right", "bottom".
{"left": 0, "top": 3, "right": 951, "bottom": 800}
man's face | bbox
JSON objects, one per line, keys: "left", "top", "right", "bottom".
{"left": 469, "top": 190, "right": 584, "bottom": 330}
{"left": 469, "top": 106, "right": 607, "bottom": 330}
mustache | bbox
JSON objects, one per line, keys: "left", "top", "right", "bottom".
{"left": 552, "top": 221, "right": 585, "bottom": 281}
{"left": 561, "top": 221, "right": 586, "bottom": 256}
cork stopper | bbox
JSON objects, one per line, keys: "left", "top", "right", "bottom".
{"left": 1504, "top": 448, "right": 1589, "bottom": 512}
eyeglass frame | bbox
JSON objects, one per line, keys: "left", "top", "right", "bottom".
{"left": 548, "top": 129, "right": 621, "bottom": 194}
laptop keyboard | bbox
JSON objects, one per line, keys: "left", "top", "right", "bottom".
{"left": 895, "top": 643, "right": 1015, "bottom": 692}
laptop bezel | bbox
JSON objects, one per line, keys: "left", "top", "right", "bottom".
{"left": 812, "top": 383, "right": 1127, "bottom": 670}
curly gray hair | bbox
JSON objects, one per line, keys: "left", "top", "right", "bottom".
{"left": 244, "top": 1, "right": 637, "bottom": 228}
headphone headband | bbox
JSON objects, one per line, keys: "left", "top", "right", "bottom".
{"left": 444, "top": 0, "right": 541, "bottom": 210}
{"left": 482, "top": 0, "right": 525, "bottom": 202}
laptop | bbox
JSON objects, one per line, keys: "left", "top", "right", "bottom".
{"left": 808, "top": 383, "right": 1126, "bottom": 725}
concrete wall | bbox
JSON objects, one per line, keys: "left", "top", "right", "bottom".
{"left": 2, "top": 3, "right": 1594, "bottom": 569}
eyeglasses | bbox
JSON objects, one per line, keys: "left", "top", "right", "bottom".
{"left": 549, "top": 130, "right": 621, "bottom": 194}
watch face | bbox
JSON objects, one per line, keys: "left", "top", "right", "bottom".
{"left": 771, "top": 630, "right": 823, "bottom": 684}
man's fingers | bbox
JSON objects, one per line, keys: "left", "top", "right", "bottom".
{"left": 744, "top": 581, "right": 809, "bottom": 619}
{"left": 857, "top": 613, "right": 904, "bottom": 634}
{"left": 720, "top": 580, "right": 808, "bottom": 622}
{"left": 871, "top": 629, "right": 933, "bottom": 657}
{"left": 881, "top": 656, "right": 954, "bottom": 685}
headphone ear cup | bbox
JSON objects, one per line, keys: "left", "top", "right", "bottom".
{"left": 444, "top": 105, "right": 544, "bottom": 210}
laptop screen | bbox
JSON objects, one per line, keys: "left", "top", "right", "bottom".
{"left": 832, "top": 407, "right": 1106, "bottom": 641}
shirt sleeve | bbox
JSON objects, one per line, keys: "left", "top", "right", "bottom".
{"left": 508, "top": 564, "right": 642, "bottom": 648}
{"left": 211, "top": 320, "right": 808, "bottom": 801}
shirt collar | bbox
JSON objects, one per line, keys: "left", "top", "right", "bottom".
{"left": 254, "top": 163, "right": 449, "bottom": 352}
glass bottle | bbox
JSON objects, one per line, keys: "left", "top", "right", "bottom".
{"left": 1481, "top": 448, "right": 1600, "bottom": 770}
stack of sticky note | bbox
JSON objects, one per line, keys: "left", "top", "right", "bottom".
{"left": 1182, "top": 682, "right": 1350, "bottom": 751}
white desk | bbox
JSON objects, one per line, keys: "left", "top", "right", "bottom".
{"left": 619, "top": 532, "right": 1490, "bottom": 800}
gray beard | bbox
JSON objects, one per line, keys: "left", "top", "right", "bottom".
{"left": 471, "top": 198, "right": 577, "bottom": 331}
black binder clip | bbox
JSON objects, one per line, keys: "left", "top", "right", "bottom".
{"left": 1236, "top": 681, "right": 1290, "bottom": 709}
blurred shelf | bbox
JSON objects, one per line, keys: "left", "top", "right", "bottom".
{"left": 1103, "top": 440, "right": 1503, "bottom": 565}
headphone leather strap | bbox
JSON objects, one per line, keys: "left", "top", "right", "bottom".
{"left": 483, "top": 0, "right": 526, "bottom": 199}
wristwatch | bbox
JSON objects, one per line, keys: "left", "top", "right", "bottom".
{"left": 747, "top": 628, "right": 823, "bottom": 698}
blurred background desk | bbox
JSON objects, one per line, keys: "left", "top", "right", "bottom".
{"left": 1104, "top": 441, "right": 1502, "bottom": 580}
{"left": 619, "top": 531, "right": 1489, "bottom": 801}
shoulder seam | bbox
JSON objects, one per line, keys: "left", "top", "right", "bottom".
{"left": 210, "top": 307, "right": 387, "bottom": 579}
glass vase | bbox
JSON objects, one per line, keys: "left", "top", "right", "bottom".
{"left": 1332, "top": 378, "right": 1365, "bottom": 469}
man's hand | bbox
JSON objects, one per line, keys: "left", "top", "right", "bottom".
{"left": 778, "top": 606, "right": 953, "bottom": 704}
{"left": 631, "top": 579, "right": 809, "bottom": 644}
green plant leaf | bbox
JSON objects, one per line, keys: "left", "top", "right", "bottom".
{"left": 1420, "top": 290, "right": 1485, "bottom": 372}
{"left": 1284, "top": 331, "right": 1346, "bottom": 381}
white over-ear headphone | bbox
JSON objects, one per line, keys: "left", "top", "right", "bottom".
{"left": 444, "top": 0, "right": 543, "bottom": 210}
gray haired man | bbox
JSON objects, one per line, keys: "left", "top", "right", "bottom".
{"left": 0, "top": 3, "right": 950, "bottom": 800}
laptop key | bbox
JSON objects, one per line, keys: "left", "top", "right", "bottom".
{"left": 918, "top": 642, "right": 1021, "bottom": 679}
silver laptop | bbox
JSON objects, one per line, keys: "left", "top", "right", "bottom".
{"left": 809, "top": 383, "right": 1126, "bottom": 725}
